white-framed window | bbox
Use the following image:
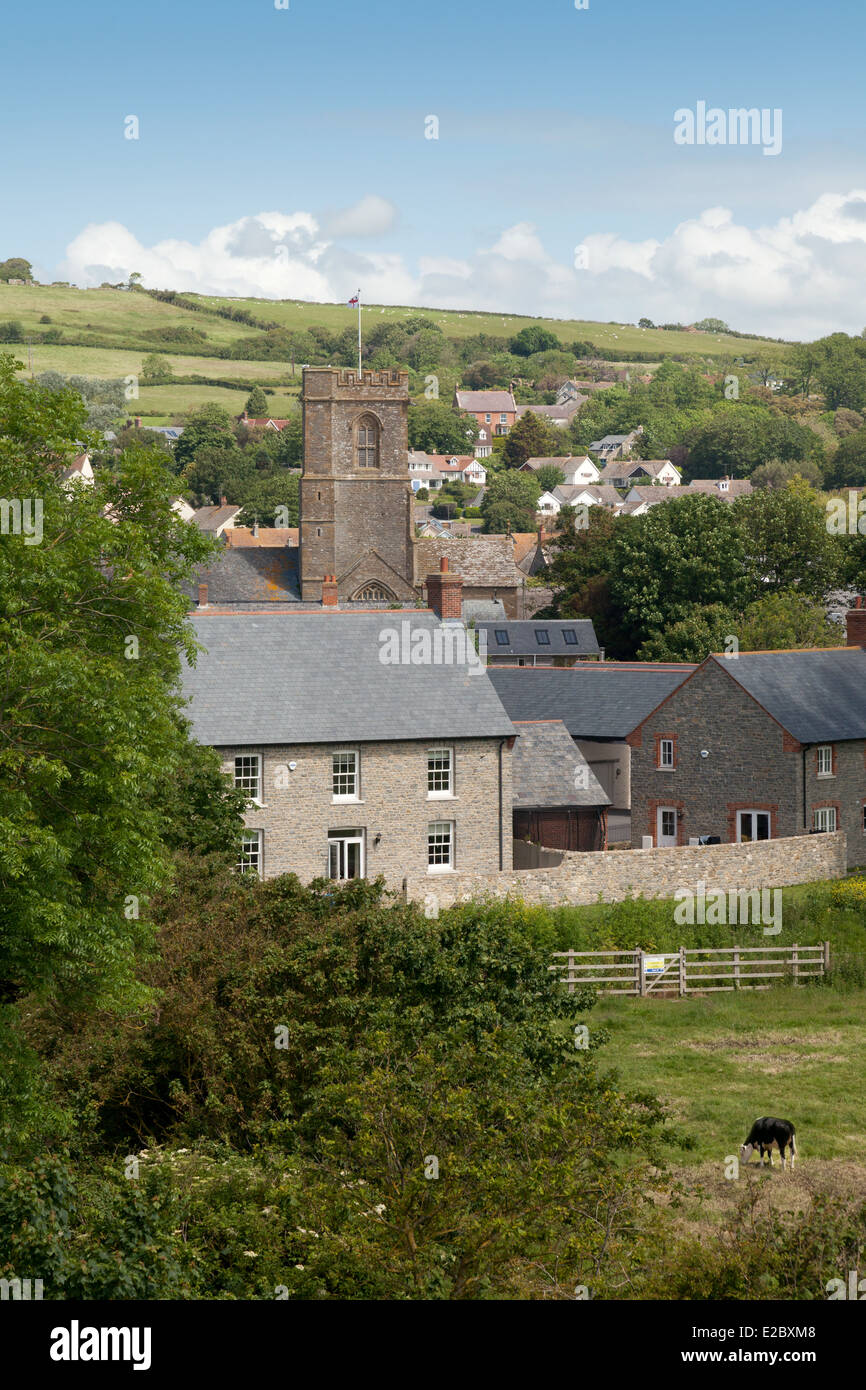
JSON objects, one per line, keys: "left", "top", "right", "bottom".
{"left": 427, "top": 746, "right": 453, "bottom": 797}
{"left": 328, "top": 829, "right": 364, "bottom": 880}
{"left": 814, "top": 807, "right": 837, "bottom": 833}
{"left": 332, "top": 750, "right": 359, "bottom": 801}
{"left": 658, "top": 738, "right": 675, "bottom": 770}
{"left": 428, "top": 820, "right": 454, "bottom": 871}
{"left": 238, "top": 830, "right": 263, "bottom": 876}
{"left": 736, "top": 810, "right": 771, "bottom": 842}
{"left": 816, "top": 745, "right": 834, "bottom": 777}
{"left": 234, "top": 753, "right": 262, "bottom": 804}
{"left": 485, "top": 413, "right": 491, "bottom": 423}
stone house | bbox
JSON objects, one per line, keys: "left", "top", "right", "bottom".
{"left": 627, "top": 619, "right": 866, "bottom": 865}
{"left": 181, "top": 610, "right": 515, "bottom": 889}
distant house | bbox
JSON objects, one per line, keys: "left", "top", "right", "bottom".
{"left": 540, "top": 483, "right": 622, "bottom": 513}
{"left": 477, "top": 618, "right": 602, "bottom": 666}
{"left": 623, "top": 478, "right": 753, "bottom": 512}
{"left": 454, "top": 389, "right": 517, "bottom": 440}
{"left": 226, "top": 526, "right": 299, "bottom": 548}
{"left": 599, "top": 458, "right": 681, "bottom": 488}
{"left": 515, "top": 398, "right": 585, "bottom": 428}
{"left": 627, "top": 618, "right": 866, "bottom": 864}
{"left": 147, "top": 426, "right": 184, "bottom": 444}
{"left": 588, "top": 428, "right": 644, "bottom": 461}
{"left": 237, "top": 412, "right": 290, "bottom": 432}
{"left": 512, "top": 720, "right": 610, "bottom": 853}
{"left": 59, "top": 453, "right": 94, "bottom": 488}
{"left": 521, "top": 455, "right": 600, "bottom": 487}
{"left": 191, "top": 502, "right": 243, "bottom": 536}
{"left": 171, "top": 498, "right": 196, "bottom": 522}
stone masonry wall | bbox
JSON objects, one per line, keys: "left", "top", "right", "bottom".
{"left": 221, "top": 736, "right": 512, "bottom": 891}
{"left": 403, "top": 831, "right": 846, "bottom": 910}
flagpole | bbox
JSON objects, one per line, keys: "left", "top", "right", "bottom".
{"left": 356, "top": 289, "right": 362, "bottom": 376}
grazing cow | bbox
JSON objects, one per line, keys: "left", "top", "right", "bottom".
{"left": 740, "top": 1116, "right": 796, "bottom": 1170}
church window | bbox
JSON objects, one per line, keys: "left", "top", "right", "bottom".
{"left": 356, "top": 414, "right": 380, "bottom": 468}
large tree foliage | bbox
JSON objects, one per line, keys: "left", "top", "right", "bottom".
{"left": 500, "top": 410, "right": 559, "bottom": 468}
{"left": 408, "top": 400, "right": 478, "bottom": 454}
{"left": 0, "top": 354, "right": 221, "bottom": 1015}
{"left": 481, "top": 469, "right": 541, "bottom": 533}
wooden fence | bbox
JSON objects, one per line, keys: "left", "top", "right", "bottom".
{"left": 551, "top": 942, "right": 830, "bottom": 996}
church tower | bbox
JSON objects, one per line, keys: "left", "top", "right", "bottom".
{"left": 299, "top": 366, "right": 416, "bottom": 603}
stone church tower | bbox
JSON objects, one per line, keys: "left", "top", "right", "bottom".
{"left": 299, "top": 367, "right": 416, "bottom": 603}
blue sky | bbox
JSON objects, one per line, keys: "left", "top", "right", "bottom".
{"left": 3, "top": 0, "right": 865, "bottom": 336}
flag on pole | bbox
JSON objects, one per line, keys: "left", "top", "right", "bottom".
{"left": 348, "top": 294, "right": 359, "bottom": 306}
{"left": 349, "top": 290, "right": 362, "bottom": 373}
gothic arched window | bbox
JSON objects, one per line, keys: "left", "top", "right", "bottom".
{"left": 355, "top": 414, "right": 380, "bottom": 469}
{"left": 352, "top": 582, "right": 394, "bottom": 602}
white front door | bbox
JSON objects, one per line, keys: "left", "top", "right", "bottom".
{"left": 656, "top": 806, "right": 678, "bottom": 847}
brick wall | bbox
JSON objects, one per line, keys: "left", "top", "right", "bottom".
{"left": 221, "top": 736, "right": 512, "bottom": 890}
{"left": 404, "top": 831, "right": 846, "bottom": 911}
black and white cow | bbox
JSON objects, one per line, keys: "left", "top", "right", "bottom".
{"left": 740, "top": 1116, "right": 796, "bottom": 1170}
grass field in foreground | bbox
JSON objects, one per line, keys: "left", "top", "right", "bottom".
{"left": 593, "top": 985, "right": 866, "bottom": 1166}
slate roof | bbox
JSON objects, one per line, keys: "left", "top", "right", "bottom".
{"left": 191, "top": 504, "right": 242, "bottom": 532}
{"left": 181, "top": 612, "right": 515, "bottom": 746}
{"left": 462, "top": 599, "right": 507, "bottom": 622}
{"left": 710, "top": 648, "right": 866, "bottom": 743}
{"left": 182, "top": 546, "right": 301, "bottom": 605}
{"left": 553, "top": 484, "right": 622, "bottom": 507}
{"left": 478, "top": 619, "right": 600, "bottom": 658}
{"left": 512, "top": 721, "right": 610, "bottom": 808}
{"left": 488, "top": 663, "right": 695, "bottom": 739}
{"left": 415, "top": 535, "right": 521, "bottom": 587}
{"left": 515, "top": 400, "right": 584, "bottom": 420}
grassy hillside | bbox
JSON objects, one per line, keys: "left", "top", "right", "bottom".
{"left": 191, "top": 291, "right": 787, "bottom": 360}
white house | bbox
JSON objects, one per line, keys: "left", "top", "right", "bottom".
{"left": 598, "top": 458, "right": 682, "bottom": 488}
{"left": 522, "top": 455, "right": 600, "bottom": 487}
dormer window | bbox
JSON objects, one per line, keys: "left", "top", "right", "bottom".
{"left": 719, "top": 478, "right": 729, "bottom": 492}
{"left": 355, "top": 414, "right": 380, "bottom": 468}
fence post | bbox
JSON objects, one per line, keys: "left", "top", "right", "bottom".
{"left": 792, "top": 941, "right": 799, "bottom": 986}
{"left": 678, "top": 945, "right": 686, "bottom": 996}
{"left": 823, "top": 940, "right": 830, "bottom": 977}
{"left": 567, "top": 949, "right": 575, "bottom": 996}
{"left": 733, "top": 946, "right": 740, "bottom": 991}
{"left": 638, "top": 949, "right": 646, "bottom": 997}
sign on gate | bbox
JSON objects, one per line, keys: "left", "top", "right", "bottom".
{"left": 644, "top": 955, "right": 667, "bottom": 974}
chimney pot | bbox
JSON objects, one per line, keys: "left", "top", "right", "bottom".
{"left": 197, "top": 583, "right": 208, "bottom": 607}
{"left": 220, "top": 495, "right": 227, "bottom": 506}
{"left": 440, "top": 556, "right": 449, "bottom": 572}
{"left": 846, "top": 599, "right": 866, "bottom": 650}
{"left": 321, "top": 574, "right": 339, "bottom": 608}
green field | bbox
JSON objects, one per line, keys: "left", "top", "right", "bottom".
{"left": 0, "top": 281, "right": 789, "bottom": 371}
{"left": 134, "top": 383, "right": 299, "bottom": 422}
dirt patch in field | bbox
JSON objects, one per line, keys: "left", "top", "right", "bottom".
{"left": 647, "top": 1159, "right": 866, "bottom": 1240}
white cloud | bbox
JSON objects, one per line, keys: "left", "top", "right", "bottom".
{"left": 61, "top": 190, "right": 866, "bottom": 339}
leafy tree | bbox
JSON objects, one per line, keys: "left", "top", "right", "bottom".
{"left": 0, "top": 320, "right": 24, "bottom": 342}
{"left": 638, "top": 604, "right": 738, "bottom": 661}
{"left": 481, "top": 469, "right": 541, "bottom": 533}
{"left": 0, "top": 258, "right": 33, "bottom": 282}
{"left": 735, "top": 481, "right": 839, "bottom": 601}
{"left": 638, "top": 318, "right": 654, "bottom": 329}
{"left": 463, "top": 360, "right": 501, "bottom": 390}
{"left": 141, "top": 353, "right": 169, "bottom": 382}
{"left": 534, "top": 463, "right": 566, "bottom": 492}
{"left": 824, "top": 427, "right": 866, "bottom": 488}
{"left": 500, "top": 411, "right": 558, "bottom": 469}
{"left": 244, "top": 386, "right": 269, "bottom": 417}
{"left": 0, "top": 355, "right": 220, "bottom": 1142}
{"left": 408, "top": 401, "right": 478, "bottom": 454}
{"left": 693, "top": 318, "right": 729, "bottom": 333}
{"left": 234, "top": 472, "right": 300, "bottom": 527}
{"left": 751, "top": 458, "right": 823, "bottom": 489}
{"left": 736, "top": 593, "right": 842, "bottom": 651}
{"left": 182, "top": 443, "right": 254, "bottom": 507}
{"left": 609, "top": 494, "right": 750, "bottom": 653}
{"left": 173, "top": 403, "right": 235, "bottom": 471}
{"left": 813, "top": 333, "right": 866, "bottom": 411}
{"left": 510, "top": 325, "right": 560, "bottom": 356}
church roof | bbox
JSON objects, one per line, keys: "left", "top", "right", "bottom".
{"left": 414, "top": 535, "right": 521, "bottom": 588}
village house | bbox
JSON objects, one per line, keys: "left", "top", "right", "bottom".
{"left": 407, "top": 451, "right": 487, "bottom": 490}
{"left": 476, "top": 618, "right": 602, "bottom": 666}
{"left": 181, "top": 610, "right": 517, "bottom": 888}
{"left": 588, "top": 428, "right": 644, "bottom": 461}
{"left": 598, "top": 458, "right": 682, "bottom": 488}
{"left": 539, "top": 483, "right": 623, "bottom": 514}
{"left": 237, "top": 411, "right": 291, "bottom": 431}
{"left": 626, "top": 611, "right": 866, "bottom": 865}
{"left": 515, "top": 398, "right": 585, "bottom": 428}
{"left": 454, "top": 388, "right": 517, "bottom": 441}
{"left": 488, "top": 662, "right": 695, "bottom": 843}
{"left": 191, "top": 501, "right": 243, "bottom": 535}
{"left": 520, "top": 455, "right": 600, "bottom": 487}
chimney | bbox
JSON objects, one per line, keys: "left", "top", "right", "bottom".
{"left": 134, "top": 415, "right": 142, "bottom": 429}
{"left": 846, "top": 597, "right": 866, "bottom": 649}
{"left": 321, "top": 574, "right": 339, "bottom": 608}
{"left": 197, "top": 583, "right": 208, "bottom": 608}
{"left": 220, "top": 495, "right": 227, "bottom": 506}
{"left": 252, "top": 519, "right": 259, "bottom": 538}
{"left": 426, "top": 555, "right": 463, "bottom": 620}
